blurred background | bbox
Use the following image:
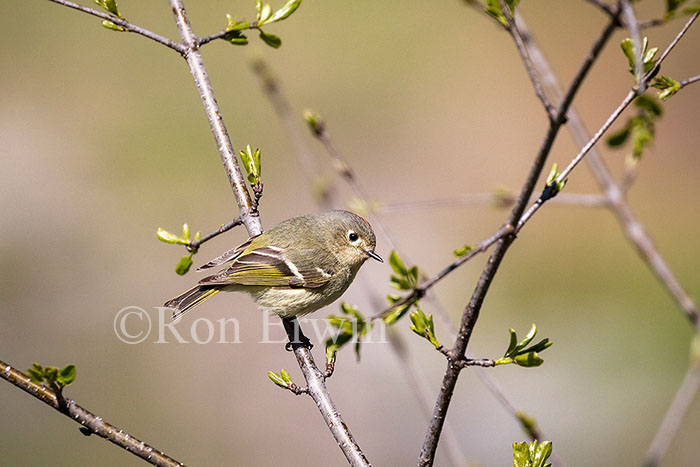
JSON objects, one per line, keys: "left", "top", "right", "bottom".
{"left": 2, "top": 1, "right": 699, "bottom": 466}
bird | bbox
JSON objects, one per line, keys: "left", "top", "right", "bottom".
{"left": 164, "top": 210, "right": 382, "bottom": 322}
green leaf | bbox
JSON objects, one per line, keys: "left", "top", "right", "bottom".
{"left": 45, "top": 367, "right": 58, "bottom": 383}
{"left": 57, "top": 365, "right": 76, "bottom": 386}
{"left": 226, "top": 14, "right": 251, "bottom": 31}
{"left": 94, "top": 0, "right": 121, "bottom": 17}
{"left": 256, "top": 0, "right": 273, "bottom": 23}
{"left": 607, "top": 123, "right": 631, "bottom": 147}
{"left": 157, "top": 228, "right": 180, "bottom": 244}
{"left": 182, "top": 223, "right": 190, "bottom": 240}
{"left": 388, "top": 250, "right": 408, "bottom": 276}
{"left": 453, "top": 244, "right": 473, "bottom": 257}
{"left": 176, "top": 255, "right": 194, "bottom": 275}
{"left": 513, "top": 441, "right": 530, "bottom": 467}
{"left": 635, "top": 95, "right": 663, "bottom": 117}
{"left": 505, "top": 328, "right": 518, "bottom": 357}
{"left": 266, "top": 0, "right": 302, "bottom": 24}
{"left": 533, "top": 441, "right": 553, "bottom": 467}
{"left": 325, "top": 344, "right": 337, "bottom": 363}
{"left": 258, "top": 30, "right": 282, "bottom": 48}
{"left": 666, "top": 0, "right": 687, "bottom": 17}
{"left": 27, "top": 368, "right": 44, "bottom": 384}
{"left": 514, "top": 351, "right": 544, "bottom": 367}
{"left": 267, "top": 371, "right": 288, "bottom": 389}
{"left": 240, "top": 145, "right": 261, "bottom": 183}
{"left": 303, "top": 109, "right": 324, "bottom": 136}
{"left": 652, "top": 75, "right": 681, "bottom": 100}
{"left": 515, "top": 324, "right": 537, "bottom": 352}
{"left": 382, "top": 302, "right": 412, "bottom": 325}
{"left": 280, "top": 369, "right": 292, "bottom": 383}
{"left": 101, "top": 20, "right": 126, "bottom": 32}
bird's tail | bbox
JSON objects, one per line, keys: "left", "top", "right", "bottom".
{"left": 164, "top": 286, "right": 221, "bottom": 321}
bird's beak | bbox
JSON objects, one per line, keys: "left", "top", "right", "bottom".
{"left": 364, "top": 249, "right": 383, "bottom": 262}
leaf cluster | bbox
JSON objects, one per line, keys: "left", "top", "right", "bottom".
{"left": 325, "top": 303, "right": 371, "bottom": 361}
{"left": 485, "top": 0, "right": 520, "bottom": 26}
{"left": 495, "top": 324, "right": 552, "bottom": 367}
{"left": 409, "top": 308, "right": 440, "bottom": 349}
{"left": 383, "top": 251, "right": 421, "bottom": 325}
{"left": 607, "top": 95, "right": 663, "bottom": 164}
{"left": 27, "top": 363, "right": 76, "bottom": 391}
{"left": 665, "top": 0, "right": 700, "bottom": 19}
{"left": 513, "top": 440, "right": 553, "bottom": 467}
{"left": 94, "top": 0, "right": 125, "bottom": 31}
{"left": 225, "top": 0, "right": 302, "bottom": 48}
{"left": 157, "top": 224, "right": 201, "bottom": 275}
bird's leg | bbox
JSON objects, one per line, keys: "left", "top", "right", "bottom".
{"left": 281, "top": 317, "right": 313, "bottom": 351}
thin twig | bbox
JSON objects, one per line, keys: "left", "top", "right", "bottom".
{"left": 282, "top": 318, "right": 371, "bottom": 467}
{"left": 47, "top": 0, "right": 186, "bottom": 54}
{"left": 169, "top": 0, "right": 262, "bottom": 238}
{"left": 187, "top": 217, "right": 243, "bottom": 251}
{"left": 1, "top": 359, "right": 185, "bottom": 467}
{"left": 376, "top": 192, "right": 608, "bottom": 214}
{"left": 583, "top": 0, "right": 617, "bottom": 17}
{"left": 499, "top": 0, "right": 556, "bottom": 120}
{"left": 679, "top": 74, "right": 700, "bottom": 87}
{"left": 654, "top": 13, "right": 699, "bottom": 69}
{"left": 642, "top": 353, "right": 700, "bottom": 467}
{"left": 372, "top": 223, "right": 513, "bottom": 321}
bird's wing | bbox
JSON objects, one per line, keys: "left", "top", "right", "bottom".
{"left": 197, "top": 238, "right": 253, "bottom": 271}
{"left": 198, "top": 247, "right": 335, "bottom": 288}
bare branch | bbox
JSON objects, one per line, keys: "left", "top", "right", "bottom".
{"left": 1, "top": 359, "right": 185, "bottom": 466}
{"left": 375, "top": 192, "right": 608, "bottom": 214}
{"left": 679, "top": 73, "right": 700, "bottom": 87}
{"left": 583, "top": 0, "right": 617, "bottom": 17}
{"left": 499, "top": 0, "right": 556, "bottom": 120}
{"left": 169, "top": 0, "right": 262, "bottom": 238}
{"left": 642, "top": 351, "right": 700, "bottom": 467}
{"left": 187, "top": 217, "right": 243, "bottom": 252}
{"left": 47, "top": 0, "right": 186, "bottom": 54}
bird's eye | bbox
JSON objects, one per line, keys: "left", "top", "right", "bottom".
{"left": 348, "top": 231, "right": 359, "bottom": 242}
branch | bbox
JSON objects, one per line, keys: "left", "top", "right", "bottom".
{"left": 169, "top": 0, "right": 262, "bottom": 238}
{"left": 516, "top": 11, "right": 700, "bottom": 332}
{"left": 642, "top": 348, "right": 700, "bottom": 467}
{"left": 418, "top": 8, "right": 623, "bottom": 466}
{"left": 1, "top": 359, "right": 185, "bottom": 466}
{"left": 47, "top": 0, "right": 186, "bottom": 54}
{"left": 679, "top": 73, "right": 700, "bottom": 88}
{"left": 499, "top": 0, "right": 556, "bottom": 120}
{"left": 187, "top": 217, "right": 242, "bottom": 251}
{"left": 375, "top": 192, "right": 608, "bottom": 214}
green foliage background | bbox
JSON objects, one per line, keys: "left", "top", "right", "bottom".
{"left": 1, "top": 1, "right": 699, "bottom": 466}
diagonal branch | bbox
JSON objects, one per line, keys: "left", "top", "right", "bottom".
{"left": 1, "top": 359, "right": 185, "bottom": 467}
{"left": 499, "top": 0, "right": 556, "bottom": 120}
{"left": 47, "top": 0, "right": 186, "bottom": 54}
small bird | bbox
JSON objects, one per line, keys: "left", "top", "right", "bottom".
{"left": 164, "top": 210, "right": 382, "bottom": 321}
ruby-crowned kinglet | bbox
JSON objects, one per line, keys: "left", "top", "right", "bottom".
{"left": 164, "top": 210, "right": 382, "bottom": 320}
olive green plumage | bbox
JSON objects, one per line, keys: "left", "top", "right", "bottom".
{"left": 164, "top": 210, "right": 382, "bottom": 320}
